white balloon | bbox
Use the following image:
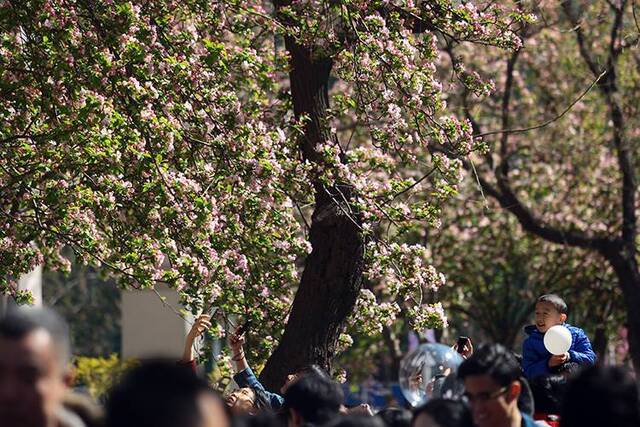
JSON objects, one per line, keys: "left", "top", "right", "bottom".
{"left": 544, "top": 325, "right": 572, "bottom": 355}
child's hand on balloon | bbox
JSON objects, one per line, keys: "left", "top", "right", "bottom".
{"left": 548, "top": 352, "right": 569, "bottom": 367}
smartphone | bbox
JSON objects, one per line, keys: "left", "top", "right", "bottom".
{"left": 236, "top": 319, "right": 252, "bottom": 335}
{"left": 456, "top": 336, "right": 469, "bottom": 353}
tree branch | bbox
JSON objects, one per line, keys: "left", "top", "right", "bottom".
{"left": 429, "top": 66, "right": 613, "bottom": 253}
{"left": 493, "top": 168, "right": 612, "bottom": 250}
{"left": 474, "top": 68, "right": 607, "bottom": 139}
{"left": 563, "top": 0, "right": 637, "bottom": 247}
{"left": 499, "top": 51, "right": 521, "bottom": 161}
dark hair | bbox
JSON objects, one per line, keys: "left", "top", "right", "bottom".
{"left": 560, "top": 366, "right": 640, "bottom": 427}
{"left": 412, "top": 399, "right": 473, "bottom": 427}
{"left": 537, "top": 294, "right": 568, "bottom": 315}
{"left": 295, "top": 364, "right": 329, "bottom": 379}
{"left": 376, "top": 408, "right": 412, "bottom": 427}
{"left": 530, "top": 375, "right": 567, "bottom": 415}
{"left": 282, "top": 373, "right": 343, "bottom": 425}
{"left": 0, "top": 306, "right": 71, "bottom": 367}
{"left": 106, "top": 360, "right": 226, "bottom": 427}
{"left": 457, "top": 344, "right": 521, "bottom": 387}
{"left": 325, "top": 414, "right": 386, "bottom": 427}
{"left": 232, "top": 412, "right": 285, "bottom": 427}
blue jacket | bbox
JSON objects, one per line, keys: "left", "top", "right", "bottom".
{"left": 522, "top": 323, "right": 596, "bottom": 379}
{"left": 233, "top": 367, "right": 284, "bottom": 410}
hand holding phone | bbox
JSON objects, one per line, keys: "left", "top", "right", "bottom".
{"left": 455, "top": 336, "right": 473, "bottom": 358}
{"left": 229, "top": 320, "right": 250, "bottom": 355}
{"left": 236, "top": 319, "right": 252, "bottom": 336}
{"left": 456, "top": 336, "right": 469, "bottom": 352}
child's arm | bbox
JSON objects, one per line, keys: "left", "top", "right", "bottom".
{"left": 568, "top": 328, "right": 597, "bottom": 366}
{"left": 522, "top": 339, "right": 550, "bottom": 379}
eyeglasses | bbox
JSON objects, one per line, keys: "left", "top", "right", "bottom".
{"left": 462, "top": 386, "right": 509, "bottom": 403}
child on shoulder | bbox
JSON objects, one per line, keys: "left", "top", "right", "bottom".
{"left": 522, "top": 294, "right": 596, "bottom": 380}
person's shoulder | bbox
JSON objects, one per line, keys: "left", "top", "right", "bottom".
{"left": 564, "top": 323, "right": 588, "bottom": 337}
{"left": 56, "top": 406, "right": 87, "bottom": 427}
{"left": 524, "top": 325, "right": 543, "bottom": 343}
{"left": 521, "top": 413, "right": 541, "bottom": 427}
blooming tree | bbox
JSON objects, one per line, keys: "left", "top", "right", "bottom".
{"left": 1, "top": 0, "right": 526, "bottom": 386}
{"left": 430, "top": 192, "right": 621, "bottom": 354}
{"left": 442, "top": 0, "right": 640, "bottom": 371}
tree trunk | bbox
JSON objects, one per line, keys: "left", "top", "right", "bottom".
{"left": 259, "top": 28, "right": 364, "bottom": 389}
{"left": 592, "top": 325, "right": 607, "bottom": 363}
{"left": 603, "top": 247, "right": 640, "bottom": 374}
{"left": 260, "top": 191, "right": 364, "bottom": 390}
{"left": 382, "top": 325, "right": 403, "bottom": 382}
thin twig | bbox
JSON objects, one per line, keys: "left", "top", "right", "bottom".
{"left": 469, "top": 157, "right": 489, "bottom": 210}
{"left": 475, "top": 68, "right": 608, "bottom": 138}
{"left": 151, "top": 287, "right": 190, "bottom": 322}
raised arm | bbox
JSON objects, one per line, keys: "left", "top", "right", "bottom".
{"left": 182, "top": 314, "right": 212, "bottom": 363}
{"left": 229, "top": 325, "right": 284, "bottom": 409}
{"left": 229, "top": 327, "right": 249, "bottom": 373}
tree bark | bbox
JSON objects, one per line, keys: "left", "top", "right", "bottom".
{"left": 260, "top": 191, "right": 364, "bottom": 390}
{"left": 382, "top": 325, "right": 403, "bottom": 382}
{"left": 602, "top": 248, "right": 640, "bottom": 373}
{"left": 259, "top": 14, "right": 364, "bottom": 390}
{"left": 592, "top": 325, "right": 607, "bottom": 363}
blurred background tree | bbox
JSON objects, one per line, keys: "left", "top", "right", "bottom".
{"left": 42, "top": 252, "right": 121, "bottom": 357}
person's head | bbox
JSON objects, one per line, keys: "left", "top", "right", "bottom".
{"left": 106, "top": 360, "right": 229, "bottom": 427}
{"left": 560, "top": 365, "right": 640, "bottom": 427}
{"left": 0, "top": 307, "right": 73, "bottom": 427}
{"left": 231, "top": 412, "right": 285, "bottom": 427}
{"left": 534, "top": 294, "right": 568, "bottom": 333}
{"left": 412, "top": 399, "right": 473, "bottom": 427}
{"left": 281, "top": 364, "right": 328, "bottom": 393}
{"left": 376, "top": 407, "right": 412, "bottom": 427}
{"left": 226, "top": 388, "right": 257, "bottom": 416}
{"left": 225, "top": 387, "right": 271, "bottom": 416}
{"left": 325, "top": 414, "right": 385, "bottom": 427}
{"left": 282, "top": 373, "right": 343, "bottom": 427}
{"left": 529, "top": 375, "right": 567, "bottom": 415}
{"left": 457, "top": 344, "right": 522, "bottom": 427}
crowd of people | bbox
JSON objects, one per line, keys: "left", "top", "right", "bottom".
{"left": 1, "top": 294, "right": 639, "bottom": 427}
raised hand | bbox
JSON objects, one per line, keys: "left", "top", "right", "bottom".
{"left": 188, "top": 314, "right": 212, "bottom": 341}
{"left": 182, "top": 314, "right": 212, "bottom": 362}
{"left": 229, "top": 324, "right": 247, "bottom": 355}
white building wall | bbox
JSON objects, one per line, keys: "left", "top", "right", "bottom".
{"left": 121, "top": 284, "right": 192, "bottom": 359}
{"left": 18, "top": 265, "right": 43, "bottom": 307}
